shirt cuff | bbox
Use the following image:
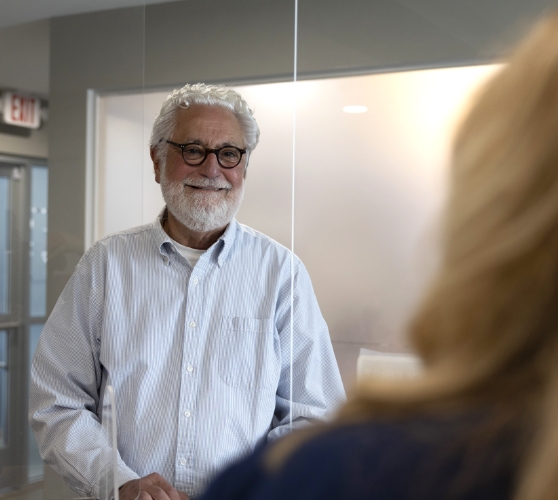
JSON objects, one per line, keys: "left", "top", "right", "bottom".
{"left": 91, "top": 462, "right": 140, "bottom": 500}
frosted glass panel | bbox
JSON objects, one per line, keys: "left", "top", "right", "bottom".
{"left": 293, "top": 65, "right": 500, "bottom": 388}
{"left": 29, "top": 166, "right": 48, "bottom": 318}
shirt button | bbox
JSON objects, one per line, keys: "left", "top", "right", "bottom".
{"left": 187, "top": 365, "right": 193, "bottom": 372}
{"left": 184, "top": 410, "right": 191, "bottom": 417}
{"left": 162, "top": 255, "right": 169, "bottom": 263}
{"left": 180, "top": 458, "right": 186, "bottom": 466}
{"left": 189, "top": 321, "right": 196, "bottom": 328}
{"left": 192, "top": 278, "right": 199, "bottom": 285}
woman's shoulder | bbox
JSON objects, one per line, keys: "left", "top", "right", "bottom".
{"left": 201, "top": 415, "right": 519, "bottom": 500}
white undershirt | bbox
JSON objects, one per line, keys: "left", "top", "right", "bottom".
{"left": 170, "top": 238, "right": 206, "bottom": 267}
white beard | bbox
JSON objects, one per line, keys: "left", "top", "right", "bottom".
{"left": 160, "top": 168, "right": 244, "bottom": 233}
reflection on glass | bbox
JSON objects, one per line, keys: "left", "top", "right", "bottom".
{"left": 30, "top": 166, "right": 48, "bottom": 318}
{"left": 0, "top": 330, "right": 7, "bottom": 449}
{"left": 0, "top": 176, "right": 10, "bottom": 315}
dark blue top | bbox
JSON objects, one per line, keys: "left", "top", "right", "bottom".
{"left": 199, "top": 414, "right": 520, "bottom": 500}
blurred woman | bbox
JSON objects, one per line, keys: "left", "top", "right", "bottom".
{"left": 200, "top": 10, "right": 558, "bottom": 500}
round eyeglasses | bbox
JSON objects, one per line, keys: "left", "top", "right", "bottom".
{"left": 166, "top": 140, "right": 246, "bottom": 169}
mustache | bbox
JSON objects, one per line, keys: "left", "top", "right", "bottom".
{"left": 182, "top": 178, "right": 232, "bottom": 190}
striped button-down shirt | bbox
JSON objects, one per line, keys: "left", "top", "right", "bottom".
{"left": 30, "top": 213, "right": 345, "bottom": 499}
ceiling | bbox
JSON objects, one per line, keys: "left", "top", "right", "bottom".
{"left": 1, "top": 0, "right": 556, "bottom": 30}
{"left": 0, "top": 0, "right": 182, "bottom": 28}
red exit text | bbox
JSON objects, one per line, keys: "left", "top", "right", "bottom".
{"left": 2, "top": 92, "right": 41, "bottom": 129}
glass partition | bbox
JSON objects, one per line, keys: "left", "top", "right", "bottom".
{"left": 21, "top": 1, "right": 297, "bottom": 499}
{"left": 1, "top": 0, "right": 148, "bottom": 498}
{"left": 134, "top": 3, "right": 297, "bottom": 496}
{"left": 1, "top": 1, "right": 556, "bottom": 499}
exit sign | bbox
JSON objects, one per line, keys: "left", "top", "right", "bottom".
{"left": 2, "top": 92, "right": 41, "bottom": 129}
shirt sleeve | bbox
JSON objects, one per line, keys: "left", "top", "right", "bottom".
{"left": 267, "top": 259, "right": 346, "bottom": 441}
{"left": 28, "top": 245, "right": 139, "bottom": 498}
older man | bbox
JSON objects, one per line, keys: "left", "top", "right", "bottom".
{"left": 30, "top": 84, "right": 345, "bottom": 500}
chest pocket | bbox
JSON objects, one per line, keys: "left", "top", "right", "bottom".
{"left": 218, "top": 316, "right": 279, "bottom": 391}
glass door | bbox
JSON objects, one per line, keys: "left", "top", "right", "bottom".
{"left": 0, "top": 159, "right": 48, "bottom": 493}
{"left": 0, "top": 162, "right": 26, "bottom": 488}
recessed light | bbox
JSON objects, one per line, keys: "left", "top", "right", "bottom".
{"left": 343, "top": 105, "right": 367, "bottom": 113}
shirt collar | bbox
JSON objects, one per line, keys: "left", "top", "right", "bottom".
{"left": 217, "top": 218, "right": 238, "bottom": 267}
{"left": 152, "top": 206, "right": 238, "bottom": 267}
{"left": 151, "top": 207, "right": 174, "bottom": 253}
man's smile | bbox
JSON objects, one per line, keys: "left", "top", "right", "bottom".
{"left": 187, "top": 185, "right": 221, "bottom": 190}
{"left": 183, "top": 180, "right": 231, "bottom": 191}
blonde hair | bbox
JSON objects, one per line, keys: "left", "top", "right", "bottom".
{"left": 271, "top": 11, "right": 558, "bottom": 500}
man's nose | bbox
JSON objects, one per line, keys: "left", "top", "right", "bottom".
{"left": 198, "top": 152, "right": 221, "bottom": 178}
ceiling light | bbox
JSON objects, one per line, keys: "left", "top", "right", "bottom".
{"left": 343, "top": 105, "right": 367, "bottom": 113}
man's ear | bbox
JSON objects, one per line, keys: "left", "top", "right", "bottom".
{"left": 151, "top": 146, "right": 162, "bottom": 184}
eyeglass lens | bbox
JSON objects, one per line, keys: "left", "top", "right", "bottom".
{"left": 183, "top": 144, "right": 242, "bottom": 168}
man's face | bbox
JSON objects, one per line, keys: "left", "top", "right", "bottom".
{"left": 153, "top": 104, "right": 246, "bottom": 233}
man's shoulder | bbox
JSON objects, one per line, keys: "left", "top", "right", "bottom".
{"left": 235, "top": 222, "right": 291, "bottom": 254}
{"left": 98, "top": 222, "right": 152, "bottom": 243}
{"left": 86, "top": 222, "right": 155, "bottom": 259}
{"left": 232, "top": 222, "right": 306, "bottom": 272}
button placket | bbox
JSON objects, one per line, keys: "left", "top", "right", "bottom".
{"left": 177, "top": 265, "right": 204, "bottom": 486}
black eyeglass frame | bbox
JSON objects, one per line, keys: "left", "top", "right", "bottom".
{"left": 165, "top": 140, "right": 247, "bottom": 169}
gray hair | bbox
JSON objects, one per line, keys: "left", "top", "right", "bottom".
{"left": 150, "top": 83, "right": 260, "bottom": 165}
